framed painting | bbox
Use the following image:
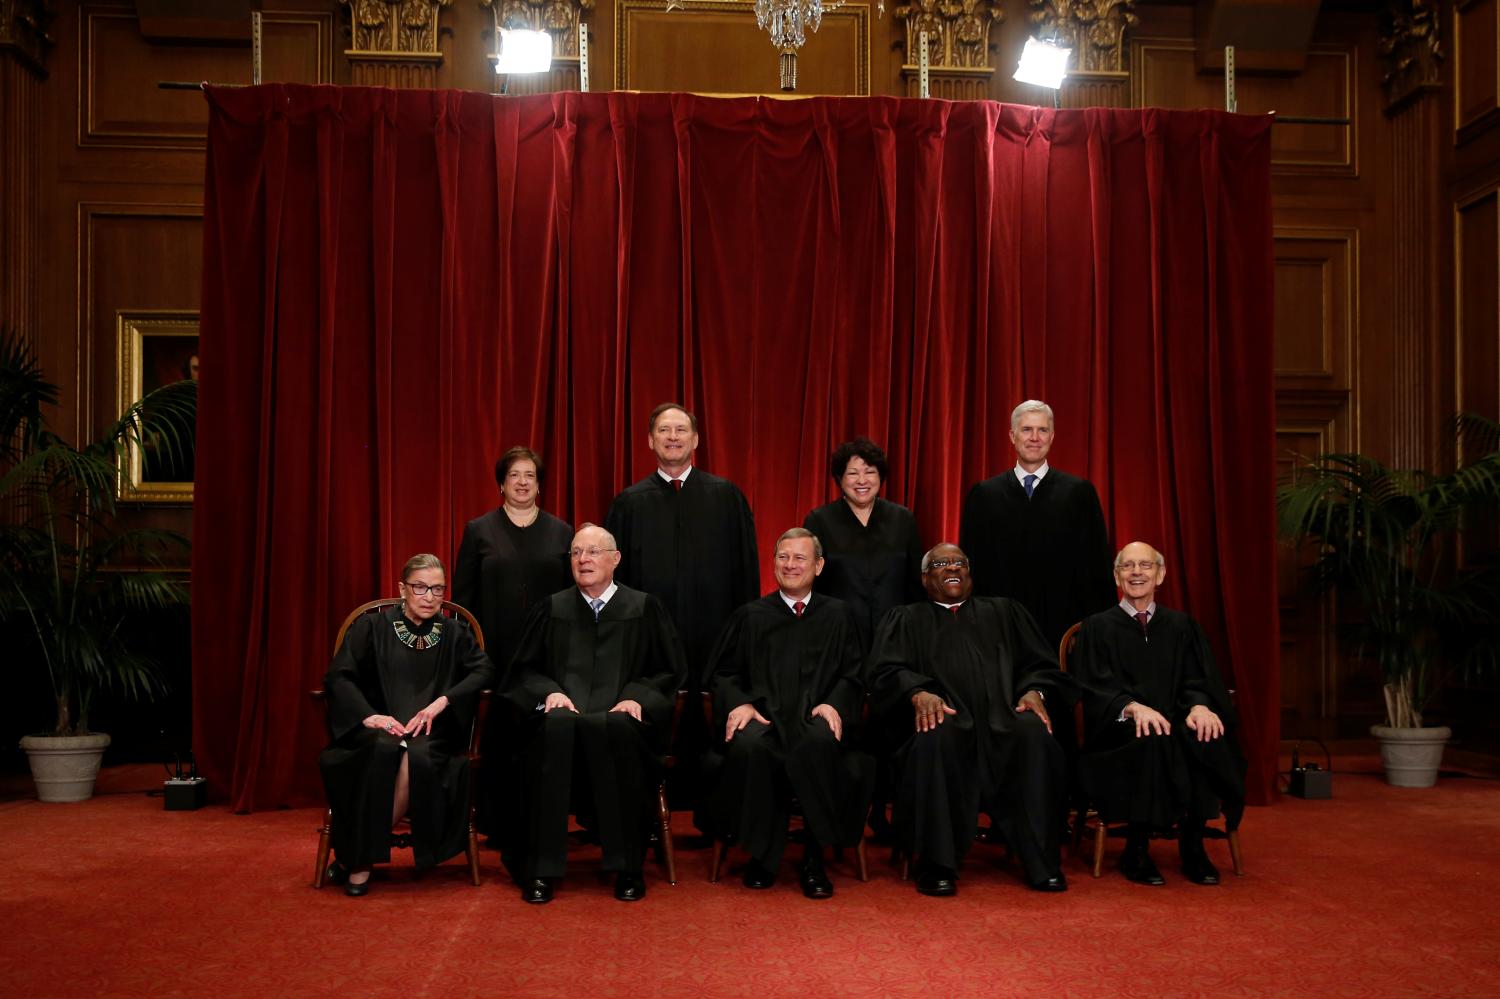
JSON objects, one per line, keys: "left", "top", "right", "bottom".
{"left": 116, "top": 310, "right": 198, "bottom": 503}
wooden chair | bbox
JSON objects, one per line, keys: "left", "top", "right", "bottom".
{"left": 311, "top": 598, "right": 492, "bottom": 888}
{"left": 704, "top": 696, "right": 870, "bottom": 884}
{"left": 1058, "top": 620, "right": 1244, "bottom": 878}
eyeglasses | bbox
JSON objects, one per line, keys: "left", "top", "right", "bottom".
{"left": 1117, "top": 560, "right": 1157, "bottom": 572}
{"left": 569, "top": 546, "right": 616, "bottom": 560}
{"left": 928, "top": 559, "right": 969, "bottom": 571}
{"left": 404, "top": 582, "right": 447, "bottom": 597}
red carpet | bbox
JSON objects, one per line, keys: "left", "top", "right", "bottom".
{"left": 3, "top": 761, "right": 1498, "bottom": 998}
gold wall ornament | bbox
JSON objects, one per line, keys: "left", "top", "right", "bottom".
{"left": 895, "top": 0, "right": 1001, "bottom": 71}
{"left": 0, "top": 0, "right": 57, "bottom": 76}
{"left": 342, "top": 0, "right": 452, "bottom": 53}
{"left": 1378, "top": 0, "right": 1442, "bottom": 110}
{"left": 1028, "top": 0, "right": 1136, "bottom": 75}
{"left": 340, "top": 0, "right": 452, "bottom": 88}
{"left": 481, "top": 0, "right": 596, "bottom": 60}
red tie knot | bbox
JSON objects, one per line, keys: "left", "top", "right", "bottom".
{"left": 672, "top": 478, "right": 683, "bottom": 492}
{"left": 793, "top": 601, "right": 805, "bottom": 617}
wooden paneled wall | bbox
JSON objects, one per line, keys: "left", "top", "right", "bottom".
{"left": 3, "top": 0, "right": 1493, "bottom": 751}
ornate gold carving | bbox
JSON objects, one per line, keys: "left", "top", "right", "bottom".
{"left": 1028, "top": 0, "right": 1137, "bottom": 75}
{"left": 1379, "top": 0, "right": 1442, "bottom": 109}
{"left": 341, "top": 0, "right": 451, "bottom": 55}
{"left": 481, "top": 0, "right": 595, "bottom": 59}
{"left": 894, "top": 0, "right": 1002, "bottom": 71}
{"left": 0, "top": 0, "right": 57, "bottom": 76}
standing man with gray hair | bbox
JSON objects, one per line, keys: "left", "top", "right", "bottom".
{"left": 958, "top": 400, "right": 1116, "bottom": 649}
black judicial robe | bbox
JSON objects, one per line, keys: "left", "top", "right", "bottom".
{"left": 958, "top": 468, "right": 1116, "bottom": 648}
{"left": 318, "top": 606, "right": 494, "bottom": 870}
{"left": 803, "top": 497, "right": 924, "bottom": 649}
{"left": 869, "top": 598, "right": 1078, "bottom": 878}
{"left": 605, "top": 469, "right": 759, "bottom": 681}
{"left": 502, "top": 585, "right": 688, "bottom": 878}
{"left": 698, "top": 594, "right": 875, "bottom": 868}
{"left": 453, "top": 507, "right": 573, "bottom": 837}
{"left": 453, "top": 508, "right": 573, "bottom": 672}
{"left": 1074, "top": 606, "right": 1247, "bottom": 830}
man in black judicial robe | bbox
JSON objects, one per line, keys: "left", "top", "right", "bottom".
{"left": 605, "top": 402, "right": 759, "bottom": 681}
{"left": 958, "top": 400, "right": 1115, "bottom": 648}
{"left": 698, "top": 528, "right": 874, "bottom": 899}
{"left": 870, "top": 543, "right": 1078, "bottom": 896}
{"left": 1074, "top": 541, "right": 1246, "bottom": 886}
{"left": 502, "top": 524, "right": 688, "bottom": 903}
{"left": 605, "top": 402, "right": 759, "bottom": 817}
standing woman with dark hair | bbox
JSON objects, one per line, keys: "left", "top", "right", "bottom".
{"left": 454, "top": 446, "right": 574, "bottom": 838}
{"left": 803, "top": 437, "right": 924, "bottom": 650}
{"left": 454, "top": 447, "right": 575, "bottom": 673}
{"left": 319, "top": 554, "right": 494, "bottom": 895}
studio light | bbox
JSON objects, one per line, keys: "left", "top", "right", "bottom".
{"left": 1013, "top": 36, "right": 1071, "bottom": 91}
{"left": 494, "top": 28, "right": 553, "bottom": 75}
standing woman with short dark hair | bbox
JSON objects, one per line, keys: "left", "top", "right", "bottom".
{"left": 453, "top": 446, "right": 574, "bottom": 835}
{"left": 803, "top": 437, "right": 924, "bottom": 650}
{"left": 319, "top": 554, "right": 494, "bottom": 895}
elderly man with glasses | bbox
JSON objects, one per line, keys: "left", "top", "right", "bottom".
{"left": 501, "top": 523, "right": 688, "bottom": 904}
{"left": 1072, "top": 541, "right": 1246, "bottom": 887}
{"left": 869, "top": 543, "right": 1077, "bottom": 897}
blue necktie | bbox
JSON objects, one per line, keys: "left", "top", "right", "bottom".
{"left": 590, "top": 598, "right": 604, "bottom": 622}
{"left": 1024, "top": 473, "right": 1037, "bottom": 499}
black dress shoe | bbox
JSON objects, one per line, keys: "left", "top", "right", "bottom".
{"left": 1181, "top": 854, "right": 1221, "bottom": 885}
{"left": 1120, "top": 850, "right": 1166, "bottom": 886}
{"left": 344, "top": 876, "right": 370, "bottom": 897}
{"left": 520, "top": 878, "right": 554, "bottom": 904}
{"left": 1029, "top": 872, "right": 1068, "bottom": 892}
{"left": 325, "top": 862, "right": 349, "bottom": 886}
{"left": 798, "top": 860, "right": 834, "bottom": 900}
{"left": 614, "top": 872, "right": 647, "bottom": 901}
{"left": 915, "top": 865, "right": 958, "bottom": 897}
{"left": 742, "top": 860, "right": 776, "bottom": 889}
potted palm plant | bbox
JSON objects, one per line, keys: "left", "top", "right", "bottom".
{"left": 0, "top": 331, "right": 195, "bottom": 801}
{"left": 1277, "top": 414, "right": 1500, "bottom": 787}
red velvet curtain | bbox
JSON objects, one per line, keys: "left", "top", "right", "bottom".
{"left": 195, "top": 85, "right": 1278, "bottom": 811}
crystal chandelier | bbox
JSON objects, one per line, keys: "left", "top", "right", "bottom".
{"left": 754, "top": 0, "right": 836, "bottom": 91}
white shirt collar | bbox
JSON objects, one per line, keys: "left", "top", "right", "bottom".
{"left": 779, "top": 590, "right": 812, "bottom": 612}
{"left": 1013, "top": 462, "right": 1050, "bottom": 485}
{"left": 656, "top": 465, "right": 693, "bottom": 485}
{"left": 934, "top": 600, "right": 966, "bottom": 611}
{"left": 582, "top": 581, "right": 619, "bottom": 608}
{"left": 1120, "top": 599, "right": 1156, "bottom": 619}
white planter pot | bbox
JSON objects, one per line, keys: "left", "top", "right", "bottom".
{"left": 18, "top": 733, "right": 112, "bottom": 802}
{"left": 1370, "top": 724, "right": 1451, "bottom": 788}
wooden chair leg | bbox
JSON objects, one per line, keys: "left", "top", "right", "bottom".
{"left": 855, "top": 837, "right": 868, "bottom": 882}
{"left": 656, "top": 782, "right": 677, "bottom": 885}
{"left": 467, "top": 828, "right": 482, "bottom": 886}
{"left": 313, "top": 808, "right": 333, "bottom": 888}
{"left": 1228, "top": 829, "right": 1244, "bottom": 876}
{"left": 1091, "top": 819, "right": 1107, "bottom": 878}
{"left": 709, "top": 840, "right": 725, "bottom": 883}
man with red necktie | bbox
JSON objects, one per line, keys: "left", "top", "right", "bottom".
{"left": 1072, "top": 541, "right": 1246, "bottom": 887}
{"left": 698, "top": 528, "right": 873, "bottom": 899}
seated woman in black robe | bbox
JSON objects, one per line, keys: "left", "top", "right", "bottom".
{"left": 318, "top": 553, "right": 494, "bottom": 896}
